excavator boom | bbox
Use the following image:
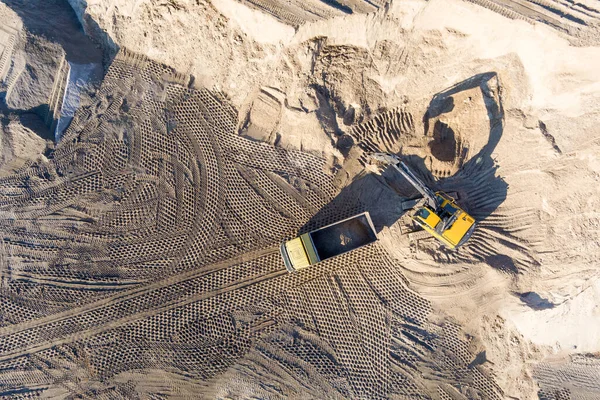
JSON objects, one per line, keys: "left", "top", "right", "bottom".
{"left": 370, "top": 153, "right": 438, "bottom": 209}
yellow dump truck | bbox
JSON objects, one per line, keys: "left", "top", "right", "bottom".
{"left": 280, "top": 212, "right": 377, "bottom": 272}
{"left": 370, "top": 153, "right": 476, "bottom": 249}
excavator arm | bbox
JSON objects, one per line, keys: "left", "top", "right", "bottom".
{"left": 369, "top": 153, "right": 439, "bottom": 210}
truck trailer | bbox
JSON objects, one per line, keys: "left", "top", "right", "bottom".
{"left": 280, "top": 212, "right": 378, "bottom": 272}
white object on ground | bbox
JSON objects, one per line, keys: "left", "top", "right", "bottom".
{"left": 55, "top": 62, "right": 103, "bottom": 142}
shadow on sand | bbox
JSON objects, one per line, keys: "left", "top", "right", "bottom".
{"left": 299, "top": 72, "right": 507, "bottom": 235}
{"left": 1, "top": 0, "right": 116, "bottom": 141}
{"left": 1, "top": 0, "right": 107, "bottom": 65}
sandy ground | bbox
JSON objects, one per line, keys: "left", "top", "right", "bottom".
{"left": 1, "top": 0, "right": 600, "bottom": 398}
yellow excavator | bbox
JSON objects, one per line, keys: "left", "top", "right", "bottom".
{"left": 370, "top": 153, "right": 476, "bottom": 249}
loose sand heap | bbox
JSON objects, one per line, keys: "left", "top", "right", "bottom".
{"left": 0, "top": 0, "right": 600, "bottom": 398}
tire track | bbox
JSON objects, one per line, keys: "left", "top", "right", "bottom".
{"left": 0, "top": 243, "right": 390, "bottom": 363}
{"left": 0, "top": 266, "right": 287, "bottom": 363}
{"left": 0, "top": 271, "right": 140, "bottom": 290}
{"left": 0, "top": 246, "right": 279, "bottom": 360}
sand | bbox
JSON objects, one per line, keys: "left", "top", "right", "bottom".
{"left": 0, "top": 0, "right": 600, "bottom": 398}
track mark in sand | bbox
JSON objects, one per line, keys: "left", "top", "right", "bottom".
{"left": 453, "top": 207, "right": 543, "bottom": 274}
{"left": 0, "top": 266, "right": 287, "bottom": 363}
{"left": 464, "top": 0, "right": 533, "bottom": 21}
{"left": 350, "top": 107, "right": 416, "bottom": 165}
{"left": 538, "top": 120, "right": 562, "bottom": 154}
{"left": 0, "top": 243, "right": 410, "bottom": 367}
{"left": 45, "top": 56, "right": 70, "bottom": 132}
{"left": 0, "top": 246, "right": 280, "bottom": 361}
{"left": 0, "top": 47, "right": 339, "bottom": 334}
{"left": 0, "top": 271, "right": 140, "bottom": 290}
{"left": 237, "top": 0, "right": 381, "bottom": 26}
{"left": 535, "top": 354, "right": 600, "bottom": 399}
{"left": 463, "top": 0, "right": 600, "bottom": 44}
{"left": 0, "top": 244, "right": 390, "bottom": 363}
{"left": 0, "top": 25, "right": 17, "bottom": 84}
{"left": 206, "top": 248, "right": 503, "bottom": 399}
{"left": 0, "top": 242, "right": 506, "bottom": 399}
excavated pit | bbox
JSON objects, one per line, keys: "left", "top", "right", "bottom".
{"left": 429, "top": 120, "right": 458, "bottom": 162}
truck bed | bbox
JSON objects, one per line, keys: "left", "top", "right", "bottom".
{"left": 310, "top": 213, "right": 377, "bottom": 261}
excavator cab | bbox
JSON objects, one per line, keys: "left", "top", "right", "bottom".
{"left": 414, "top": 207, "right": 441, "bottom": 230}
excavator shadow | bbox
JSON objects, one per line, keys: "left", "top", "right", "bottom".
{"left": 428, "top": 72, "right": 507, "bottom": 222}
{"left": 299, "top": 72, "right": 507, "bottom": 238}
{"left": 385, "top": 71, "right": 507, "bottom": 223}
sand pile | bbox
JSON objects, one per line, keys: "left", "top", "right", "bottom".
{"left": 0, "top": 0, "right": 599, "bottom": 398}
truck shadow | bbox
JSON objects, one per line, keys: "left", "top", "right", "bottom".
{"left": 298, "top": 170, "right": 407, "bottom": 235}
{"left": 299, "top": 72, "right": 507, "bottom": 235}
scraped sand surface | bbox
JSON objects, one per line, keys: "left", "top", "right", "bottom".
{"left": 0, "top": 0, "right": 600, "bottom": 398}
